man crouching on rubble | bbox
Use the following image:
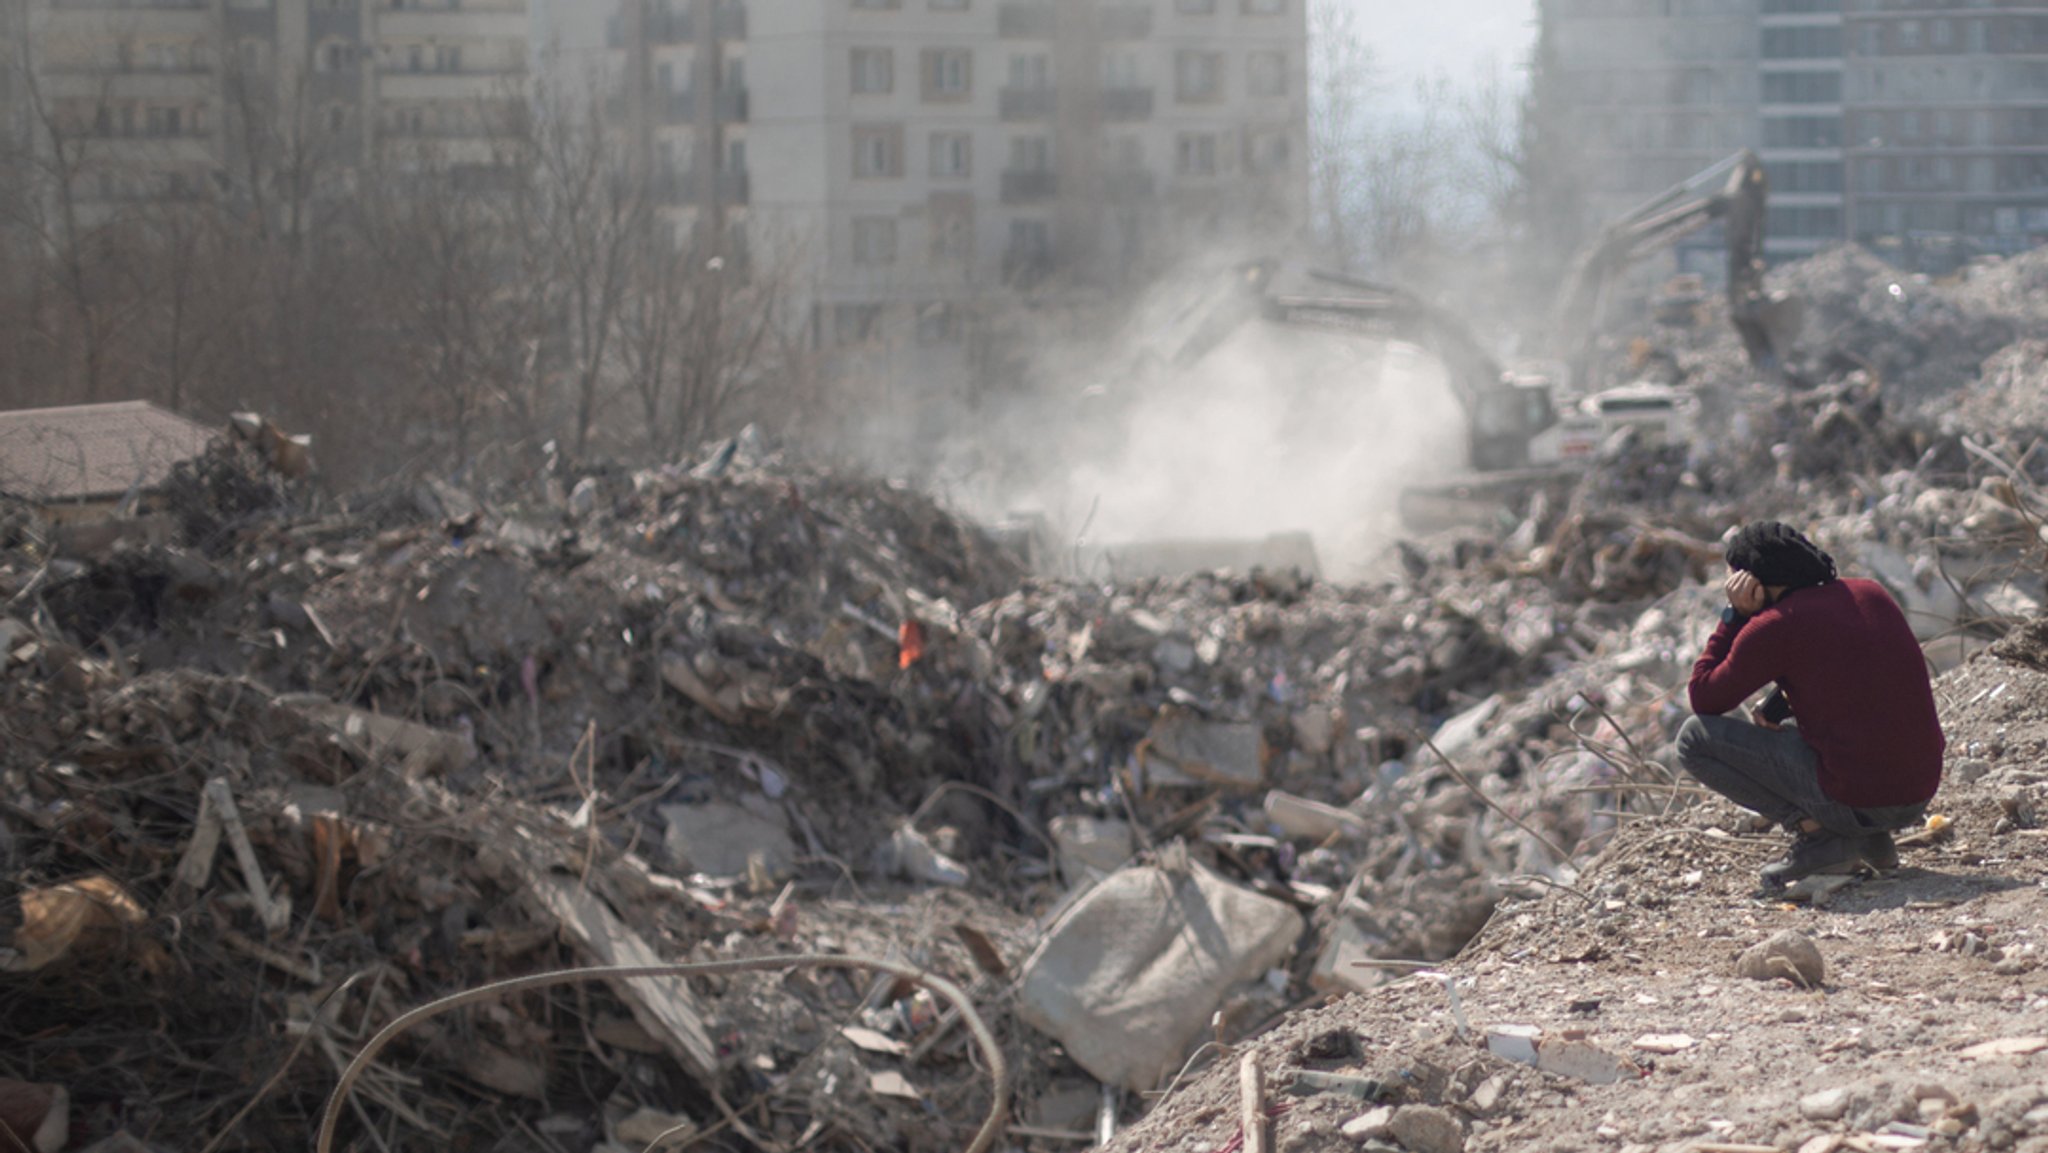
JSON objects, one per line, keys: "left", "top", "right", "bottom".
{"left": 1679, "top": 521, "right": 1944, "bottom": 889}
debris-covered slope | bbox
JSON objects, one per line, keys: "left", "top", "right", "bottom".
{"left": 1110, "top": 647, "right": 2048, "bottom": 1153}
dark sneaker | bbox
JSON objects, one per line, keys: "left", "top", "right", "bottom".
{"left": 1760, "top": 829, "right": 1865, "bottom": 889}
{"left": 1861, "top": 830, "right": 1899, "bottom": 872}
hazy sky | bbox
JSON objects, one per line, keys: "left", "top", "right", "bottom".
{"left": 1346, "top": 0, "right": 1538, "bottom": 94}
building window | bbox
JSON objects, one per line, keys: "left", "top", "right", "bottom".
{"left": 1932, "top": 19, "right": 1953, "bottom": 49}
{"left": 853, "top": 123, "right": 904, "bottom": 178}
{"left": 930, "top": 131, "right": 971, "bottom": 178}
{"left": 916, "top": 304, "right": 961, "bottom": 345}
{"left": 325, "top": 104, "right": 348, "bottom": 133}
{"left": 434, "top": 44, "right": 461, "bottom": 73}
{"left": 1009, "top": 135, "right": 1050, "bottom": 171}
{"left": 1249, "top": 128, "right": 1290, "bottom": 172}
{"left": 853, "top": 217, "right": 898, "bottom": 265}
{"left": 1176, "top": 132, "right": 1217, "bottom": 175}
{"left": 852, "top": 48, "right": 893, "bottom": 94}
{"left": 316, "top": 39, "right": 350, "bottom": 73}
{"left": 1246, "top": 50, "right": 1286, "bottom": 97}
{"left": 1009, "top": 53, "right": 1050, "bottom": 89}
{"left": 922, "top": 48, "right": 972, "bottom": 100}
{"left": 1175, "top": 51, "right": 1221, "bottom": 102}
{"left": 931, "top": 195, "right": 972, "bottom": 258}
{"left": 1102, "top": 51, "right": 1142, "bottom": 88}
{"left": 1898, "top": 20, "right": 1920, "bottom": 50}
{"left": 1242, "top": 0, "right": 1283, "bottom": 12}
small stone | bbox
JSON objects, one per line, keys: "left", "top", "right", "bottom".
{"left": 1932, "top": 1119, "right": 1965, "bottom": 1139}
{"left": 1738, "top": 930, "right": 1827, "bottom": 987}
{"left": 1342, "top": 1106, "right": 1395, "bottom": 1142}
{"left": 1798, "top": 1136, "right": 1843, "bottom": 1153}
{"left": 1387, "top": 1105, "right": 1464, "bottom": 1153}
{"left": 1800, "top": 1087, "right": 1852, "bottom": 1122}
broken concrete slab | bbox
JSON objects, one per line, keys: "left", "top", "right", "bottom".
{"left": 1140, "top": 709, "right": 1265, "bottom": 789}
{"left": 1049, "top": 815, "right": 1135, "bottom": 885}
{"left": 1015, "top": 845, "right": 1304, "bottom": 1091}
{"left": 520, "top": 873, "right": 717, "bottom": 1081}
{"left": 659, "top": 799, "right": 797, "bottom": 879}
{"left": 1264, "top": 790, "right": 1368, "bottom": 843}
{"left": 277, "top": 696, "right": 475, "bottom": 779}
{"left": 1310, "top": 918, "right": 1387, "bottom": 997}
{"left": 1737, "top": 929, "right": 1827, "bottom": 987}
{"left": 1535, "top": 1038, "right": 1636, "bottom": 1085}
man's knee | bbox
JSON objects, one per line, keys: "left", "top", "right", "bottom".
{"left": 1675, "top": 714, "right": 1712, "bottom": 773}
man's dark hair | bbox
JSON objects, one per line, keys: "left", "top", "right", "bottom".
{"left": 1726, "top": 521, "right": 1837, "bottom": 590}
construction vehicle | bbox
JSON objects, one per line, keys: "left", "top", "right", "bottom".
{"left": 1550, "top": 148, "right": 1803, "bottom": 386}
{"left": 1072, "top": 156, "right": 1798, "bottom": 573}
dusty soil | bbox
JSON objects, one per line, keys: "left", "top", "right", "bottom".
{"left": 1114, "top": 650, "right": 2048, "bottom": 1153}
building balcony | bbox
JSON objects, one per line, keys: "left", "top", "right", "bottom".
{"left": 609, "top": 8, "right": 694, "bottom": 48}
{"left": 713, "top": 86, "right": 748, "bottom": 122}
{"left": 1001, "top": 168, "right": 1057, "bottom": 202}
{"left": 1101, "top": 168, "right": 1155, "bottom": 198}
{"left": 998, "top": 1, "right": 1054, "bottom": 39}
{"left": 380, "top": 8, "right": 527, "bottom": 40}
{"left": 379, "top": 71, "right": 524, "bottom": 101}
{"left": 1000, "top": 87, "right": 1055, "bottom": 120}
{"left": 1100, "top": 3, "right": 1152, "bottom": 38}
{"left": 1100, "top": 87, "right": 1154, "bottom": 121}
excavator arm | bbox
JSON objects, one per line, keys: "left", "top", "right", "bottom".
{"left": 1552, "top": 150, "right": 1797, "bottom": 381}
{"left": 1256, "top": 266, "right": 1556, "bottom": 472}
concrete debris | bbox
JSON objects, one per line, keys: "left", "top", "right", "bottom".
{"left": 6, "top": 241, "right": 2048, "bottom": 1153}
{"left": 0, "top": 1080, "right": 68, "bottom": 1153}
{"left": 1737, "top": 930, "right": 1828, "bottom": 988}
{"left": 1387, "top": 1105, "right": 1466, "bottom": 1153}
{"left": 1534, "top": 1037, "right": 1639, "bottom": 1085}
{"left": 660, "top": 798, "right": 797, "bottom": 880}
{"left": 613, "top": 1107, "right": 696, "bottom": 1149}
{"left": 1049, "top": 815, "right": 1136, "bottom": 885}
{"left": 877, "top": 823, "right": 972, "bottom": 887}
{"left": 1016, "top": 847, "right": 1304, "bottom": 1090}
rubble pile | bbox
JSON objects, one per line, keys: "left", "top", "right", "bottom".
{"left": 5, "top": 240, "right": 2048, "bottom": 1152}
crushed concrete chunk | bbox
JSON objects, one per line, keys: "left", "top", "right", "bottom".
{"left": 1015, "top": 847, "right": 1303, "bottom": 1091}
{"left": 1141, "top": 709, "right": 1265, "bottom": 788}
{"left": 659, "top": 799, "right": 796, "bottom": 879}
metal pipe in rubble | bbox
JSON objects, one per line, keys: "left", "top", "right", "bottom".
{"left": 314, "top": 955, "right": 1009, "bottom": 1153}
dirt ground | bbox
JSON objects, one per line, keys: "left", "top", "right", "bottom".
{"left": 1112, "top": 651, "right": 2048, "bottom": 1153}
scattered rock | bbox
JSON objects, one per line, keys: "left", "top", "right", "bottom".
{"left": 1801, "top": 1087, "right": 1853, "bottom": 1122}
{"left": 1387, "top": 1105, "right": 1465, "bottom": 1153}
{"left": 1738, "top": 930, "right": 1827, "bottom": 987}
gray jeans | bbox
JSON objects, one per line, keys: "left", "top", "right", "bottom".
{"left": 1676, "top": 714, "right": 1926, "bottom": 837}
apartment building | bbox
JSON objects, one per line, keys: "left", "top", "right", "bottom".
{"left": 609, "top": 0, "right": 1309, "bottom": 349}
{"left": 1539, "top": 0, "right": 1761, "bottom": 271}
{"left": 1844, "top": 0, "right": 2048, "bottom": 264}
{"left": 1543, "top": 0, "right": 2048, "bottom": 271}
{"left": 14, "top": 0, "right": 529, "bottom": 221}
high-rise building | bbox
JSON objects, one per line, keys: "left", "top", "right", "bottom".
{"left": 1844, "top": 1, "right": 2048, "bottom": 263}
{"left": 14, "top": 0, "right": 531, "bottom": 223}
{"left": 608, "top": 0, "right": 1309, "bottom": 348}
{"left": 1541, "top": 0, "right": 2048, "bottom": 271}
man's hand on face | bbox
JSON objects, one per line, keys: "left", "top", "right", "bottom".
{"left": 1724, "top": 569, "right": 1768, "bottom": 617}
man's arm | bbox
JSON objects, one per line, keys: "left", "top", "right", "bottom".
{"left": 1688, "top": 613, "right": 1783, "bottom": 716}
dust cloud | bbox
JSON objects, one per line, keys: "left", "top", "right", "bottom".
{"left": 927, "top": 297, "right": 1472, "bottom": 582}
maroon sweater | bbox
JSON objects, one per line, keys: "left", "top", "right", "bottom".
{"left": 1689, "top": 577, "right": 1944, "bottom": 808}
